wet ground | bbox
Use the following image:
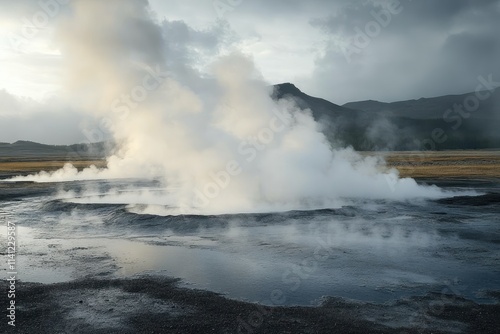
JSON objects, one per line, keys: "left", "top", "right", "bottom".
{"left": 0, "top": 177, "right": 499, "bottom": 333}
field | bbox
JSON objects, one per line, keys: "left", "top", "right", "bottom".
{"left": 384, "top": 150, "right": 500, "bottom": 178}
{"left": 0, "top": 159, "right": 107, "bottom": 179}
{"left": 1, "top": 151, "right": 499, "bottom": 179}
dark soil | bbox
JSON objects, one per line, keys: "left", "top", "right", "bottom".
{"left": 1, "top": 278, "right": 499, "bottom": 334}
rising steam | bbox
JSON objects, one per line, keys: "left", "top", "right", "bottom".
{"left": 9, "top": 0, "right": 449, "bottom": 214}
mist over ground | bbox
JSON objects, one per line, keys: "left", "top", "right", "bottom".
{"left": 1, "top": 2, "right": 500, "bottom": 333}
{"left": 5, "top": 0, "right": 464, "bottom": 214}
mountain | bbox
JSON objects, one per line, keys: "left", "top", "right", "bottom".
{"left": 344, "top": 90, "right": 500, "bottom": 120}
{"left": 273, "top": 83, "right": 500, "bottom": 150}
{"left": 272, "top": 83, "right": 355, "bottom": 117}
{"left": 1, "top": 85, "right": 499, "bottom": 156}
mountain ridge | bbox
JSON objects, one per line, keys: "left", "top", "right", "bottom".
{"left": 343, "top": 89, "right": 500, "bottom": 120}
{"left": 1, "top": 84, "right": 499, "bottom": 155}
{"left": 272, "top": 83, "right": 500, "bottom": 150}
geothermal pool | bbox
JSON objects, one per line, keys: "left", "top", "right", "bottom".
{"left": 1, "top": 179, "right": 499, "bottom": 306}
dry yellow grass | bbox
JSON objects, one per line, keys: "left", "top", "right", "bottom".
{"left": 383, "top": 151, "right": 500, "bottom": 178}
{"left": 394, "top": 164, "right": 500, "bottom": 178}
{"left": 0, "top": 160, "right": 107, "bottom": 173}
{"left": 1, "top": 151, "right": 499, "bottom": 179}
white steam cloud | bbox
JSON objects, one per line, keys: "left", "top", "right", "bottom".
{"left": 9, "top": 0, "right": 449, "bottom": 214}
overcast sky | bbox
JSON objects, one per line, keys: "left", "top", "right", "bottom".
{"left": 0, "top": 0, "right": 499, "bottom": 144}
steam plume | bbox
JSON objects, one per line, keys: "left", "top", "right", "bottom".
{"left": 9, "top": 0, "right": 450, "bottom": 214}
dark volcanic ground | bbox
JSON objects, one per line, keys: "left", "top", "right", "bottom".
{"left": 2, "top": 277, "right": 499, "bottom": 334}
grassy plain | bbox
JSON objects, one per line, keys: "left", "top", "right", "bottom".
{"left": 0, "top": 159, "right": 107, "bottom": 179}
{"left": 0, "top": 151, "right": 499, "bottom": 179}
{"left": 383, "top": 150, "right": 500, "bottom": 178}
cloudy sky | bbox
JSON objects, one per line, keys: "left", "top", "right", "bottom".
{"left": 1, "top": 0, "right": 499, "bottom": 144}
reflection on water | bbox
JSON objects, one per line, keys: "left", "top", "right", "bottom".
{"left": 0, "top": 179, "right": 499, "bottom": 305}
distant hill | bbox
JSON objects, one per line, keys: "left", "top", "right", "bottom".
{"left": 273, "top": 83, "right": 500, "bottom": 150}
{"left": 0, "top": 140, "right": 109, "bottom": 161}
{"left": 343, "top": 90, "right": 500, "bottom": 120}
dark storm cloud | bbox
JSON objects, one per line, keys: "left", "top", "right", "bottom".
{"left": 400, "top": 0, "right": 499, "bottom": 26}
{"left": 161, "top": 19, "right": 232, "bottom": 67}
{"left": 311, "top": 0, "right": 498, "bottom": 34}
{"left": 235, "top": 0, "right": 315, "bottom": 15}
{"left": 305, "top": 0, "right": 500, "bottom": 104}
{"left": 158, "top": 19, "right": 234, "bottom": 91}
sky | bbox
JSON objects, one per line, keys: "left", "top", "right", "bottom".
{"left": 0, "top": 0, "right": 499, "bottom": 144}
